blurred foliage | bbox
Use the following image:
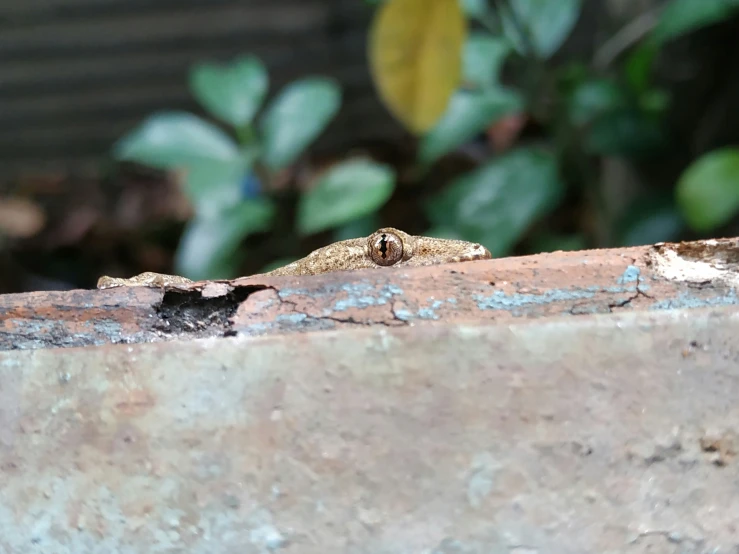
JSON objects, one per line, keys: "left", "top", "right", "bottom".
{"left": 79, "top": 0, "right": 733, "bottom": 282}
{"left": 425, "top": 146, "right": 564, "bottom": 255}
{"left": 676, "top": 147, "right": 739, "bottom": 231}
{"left": 370, "top": 0, "right": 738, "bottom": 258}
{"left": 112, "top": 57, "right": 392, "bottom": 280}
{"left": 297, "top": 159, "right": 395, "bottom": 235}
{"left": 652, "top": 0, "right": 739, "bottom": 44}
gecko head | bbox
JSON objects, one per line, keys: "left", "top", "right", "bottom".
{"left": 366, "top": 228, "right": 491, "bottom": 268}
{"left": 265, "top": 227, "right": 491, "bottom": 276}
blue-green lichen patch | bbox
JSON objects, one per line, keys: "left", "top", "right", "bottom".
{"left": 332, "top": 282, "right": 404, "bottom": 312}
{"left": 239, "top": 314, "right": 337, "bottom": 336}
{"left": 618, "top": 265, "right": 640, "bottom": 284}
{"left": 649, "top": 290, "right": 739, "bottom": 311}
{"left": 392, "top": 297, "right": 459, "bottom": 321}
{"left": 237, "top": 321, "right": 275, "bottom": 335}
{"left": 277, "top": 280, "right": 374, "bottom": 300}
{"left": 276, "top": 313, "right": 308, "bottom": 325}
{"left": 275, "top": 313, "right": 337, "bottom": 332}
{"left": 473, "top": 272, "right": 651, "bottom": 314}
{"left": 278, "top": 281, "right": 405, "bottom": 312}
{"left": 235, "top": 280, "right": 410, "bottom": 334}
{"left": 616, "top": 264, "right": 650, "bottom": 291}
{"left": 474, "top": 288, "right": 597, "bottom": 312}
{"left": 269, "top": 277, "right": 470, "bottom": 324}
{"left": 417, "top": 300, "right": 445, "bottom": 320}
{"left": 391, "top": 308, "right": 414, "bottom": 321}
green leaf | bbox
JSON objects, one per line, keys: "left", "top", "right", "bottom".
{"left": 174, "top": 199, "right": 276, "bottom": 280}
{"left": 462, "top": 0, "right": 489, "bottom": 19}
{"left": 676, "top": 147, "right": 739, "bottom": 231}
{"left": 180, "top": 158, "right": 251, "bottom": 218}
{"left": 568, "top": 78, "right": 629, "bottom": 126}
{"left": 500, "top": 0, "right": 582, "bottom": 59}
{"left": 113, "top": 111, "right": 241, "bottom": 170}
{"left": 617, "top": 194, "right": 685, "bottom": 246}
{"left": 189, "top": 55, "right": 269, "bottom": 127}
{"left": 624, "top": 42, "right": 658, "bottom": 94}
{"left": 557, "top": 62, "right": 590, "bottom": 95}
{"left": 653, "top": 0, "right": 739, "bottom": 44}
{"left": 462, "top": 32, "right": 512, "bottom": 89}
{"left": 584, "top": 108, "right": 666, "bottom": 158}
{"left": 261, "top": 78, "right": 341, "bottom": 170}
{"left": 425, "top": 146, "right": 565, "bottom": 256}
{"left": 638, "top": 88, "right": 671, "bottom": 115}
{"left": 418, "top": 87, "right": 523, "bottom": 165}
{"left": 297, "top": 159, "right": 396, "bottom": 235}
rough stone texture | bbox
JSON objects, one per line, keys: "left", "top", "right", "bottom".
{"left": 1, "top": 306, "right": 739, "bottom": 553}
{"left": 1, "top": 238, "right": 737, "bottom": 351}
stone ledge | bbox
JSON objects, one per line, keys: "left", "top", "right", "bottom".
{"left": 0, "top": 307, "right": 737, "bottom": 551}
{"left": 1, "top": 237, "right": 737, "bottom": 350}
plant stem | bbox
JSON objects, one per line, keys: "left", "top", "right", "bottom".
{"left": 236, "top": 125, "right": 257, "bottom": 147}
{"left": 593, "top": 6, "right": 661, "bottom": 70}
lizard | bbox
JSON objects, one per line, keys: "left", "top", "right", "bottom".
{"left": 96, "top": 227, "right": 491, "bottom": 289}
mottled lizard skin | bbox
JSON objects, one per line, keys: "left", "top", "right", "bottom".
{"left": 96, "top": 227, "right": 491, "bottom": 289}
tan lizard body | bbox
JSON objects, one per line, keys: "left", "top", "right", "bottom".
{"left": 96, "top": 227, "right": 491, "bottom": 289}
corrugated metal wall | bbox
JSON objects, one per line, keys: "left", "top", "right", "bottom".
{"left": 0, "top": 0, "right": 399, "bottom": 182}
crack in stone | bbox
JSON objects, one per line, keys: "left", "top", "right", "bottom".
{"left": 226, "top": 286, "right": 412, "bottom": 332}
{"left": 277, "top": 291, "right": 409, "bottom": 328}
{"left": 607, "top": 270, "right": 655, "bottom": 311}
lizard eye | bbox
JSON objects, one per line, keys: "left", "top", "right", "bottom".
{"left": 368, "top": 231, "right": 403, "bottom": 266}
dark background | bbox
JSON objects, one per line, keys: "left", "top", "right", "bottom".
{"left": 0, "top": 0, "right": 737, "bottom": 293}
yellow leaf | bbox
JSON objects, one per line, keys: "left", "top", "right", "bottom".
{"left": 369, "top": 0, "right": 467, "bottom": 135}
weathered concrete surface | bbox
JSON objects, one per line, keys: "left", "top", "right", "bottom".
{"left": 1, "top": 237, "right": 737, "bottom": 351}
{"left": 1, "top": 306, "right": 739, "bottom": 553}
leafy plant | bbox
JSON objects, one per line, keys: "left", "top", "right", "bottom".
{"left": 110, "top": 0, "right": 739, "bottom": 283}
{"left": 297, "top": 159, "right": 396, "bottom": 235}
{"left": 366, "top": 0, "right": 739, "bottom": 255}
{"left": 113, "top": 55, "right": 397, "bottom": 280}
{"left": 676, "top": 147, "right": 739, "bottom": 232}
{"left": 425, "top": 146, "right": 565, "bottom": 255}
